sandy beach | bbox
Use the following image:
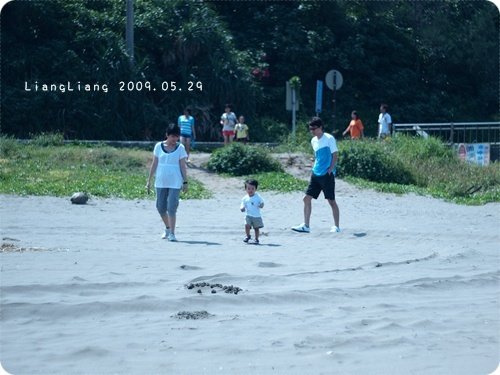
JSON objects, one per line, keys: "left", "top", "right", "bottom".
{"left": 1, "top": 171, "right": 499, "bottom": 374}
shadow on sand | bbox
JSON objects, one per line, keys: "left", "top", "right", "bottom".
{"left": 246, "top": 243, "right": 282, "bottom": 247}
{"left": 176, "top": 240, "right": 222, "bottom": 246}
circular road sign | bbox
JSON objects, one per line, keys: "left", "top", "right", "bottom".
{"left": 325, "top": 69, "right": 343, "bottom": 90}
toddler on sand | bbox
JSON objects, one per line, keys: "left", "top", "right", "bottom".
{"left": 240, "top": 179, "right": 264, "bottom": 245}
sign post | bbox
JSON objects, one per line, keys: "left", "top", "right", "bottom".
{"left": 315, "top": 80, "right": 323, "bottom": 116}
{"left": 286, "top": 79, "right": 300, "bottom": 140}
{"left": 325, "top": 69, "right": 343, "bottom": 132}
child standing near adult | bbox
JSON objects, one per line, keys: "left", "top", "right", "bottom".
{"left": 178, "top": 108, "right": 195, "bottom": 161}
{"left": 342, "top": 110, "right": 364, "bottom": 139}
{"left": 240, "top": 179, "right": 264, "bottom": 245}
{"left": 146, "top": 124, "right": 188, "bottom": 242}
{"left": 220, "top": 104, "right": 237, "bottom": 146}
{"left": 234, "top": 115, "right": 249, "bottom": 143}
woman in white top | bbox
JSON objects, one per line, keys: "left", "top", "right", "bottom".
{"left": 146, "top": 124, "right": 188, "bottom": 242}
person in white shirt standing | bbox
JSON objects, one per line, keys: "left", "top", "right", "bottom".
{"left": 240, "top": 179, "right": 264, "bottom": 245}
{"left": 146, "top": 124, "right": 188, "bottom": 242}
{"left": 378, "top": 103, "right": 392, "bottom": 139}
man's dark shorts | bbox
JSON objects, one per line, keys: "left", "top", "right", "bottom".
{"left": 306, "top": 173, "right": 336, "bottom": 200}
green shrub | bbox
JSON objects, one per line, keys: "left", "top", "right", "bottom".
{"left": 252, "top": 117, "right": 289, "bottom": 142}
{"left": 0, "top": 135, "right": 20, "bottom": 157}
{"left": 391, "top": 135, "right": 454, "bottom": 159}
{"left": 207, "top": 143, "right": 282, "bottom": 176}
{"left": 30, "top": 132, "right": 64, "bottom": 147}
{"left": 337, "top": 140, "right": 414, "bottom": 185}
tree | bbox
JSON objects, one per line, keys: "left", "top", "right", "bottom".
{"left": 1, "top": 0, "right": 498, "bottom": 140}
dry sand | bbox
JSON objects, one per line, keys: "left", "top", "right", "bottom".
{"left": 1, "top": 158, "right": 499, "bottom": 374}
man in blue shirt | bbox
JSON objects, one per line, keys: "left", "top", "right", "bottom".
{"left": 292, "top": 117, "right": 341, "bottom": 233}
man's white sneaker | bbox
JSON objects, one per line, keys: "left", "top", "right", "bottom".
{"left": 330, "top": 226, "right": 341, "bottom": 233}
{"left": 167, "top": 233, "right": 177, "bottom": 242}
{"left": 161, "top": 228, "right": 170, "bottom": 239}
{"left": 291, "top": 224, "right": 310, "bottom": 233}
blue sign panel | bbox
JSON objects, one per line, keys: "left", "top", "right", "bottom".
{"left": 315, "top": 80, "right": 323, "bottom": 114}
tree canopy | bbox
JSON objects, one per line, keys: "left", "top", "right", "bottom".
{"left": 1, "top": 0, "right": 498, "bottom": 140}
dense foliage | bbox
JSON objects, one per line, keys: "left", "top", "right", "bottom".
{"left": 207, "top": 143, "right": 282, "bottom": 176}
{"left": 1, "top": 0, "right": 498, "bottom": 141}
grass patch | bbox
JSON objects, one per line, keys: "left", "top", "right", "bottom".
{"left": 344, "top": 176, "right": 500, "bottom": 205}
{"left": 0, "top": 137, "right": 210, "bottom": 200}
{"left": 337, "top": 136, "right": 500, "bottom": 205}
{"left": 247, "top": 172, "right": 307, "bottom": 192}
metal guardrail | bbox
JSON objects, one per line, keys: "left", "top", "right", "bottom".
{"left": 393, "top": 122, "right": 500, "bottom": 145}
